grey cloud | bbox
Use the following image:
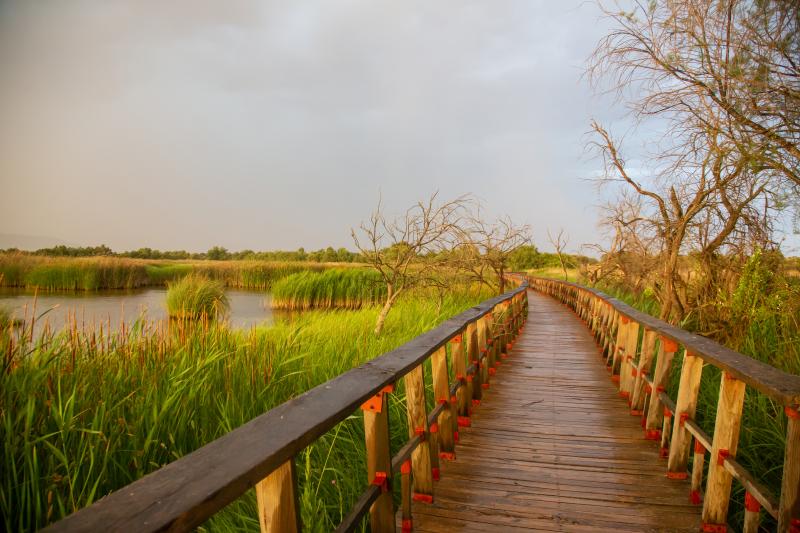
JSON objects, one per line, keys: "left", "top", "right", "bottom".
{"left": 0, "top": 0, "right": 624, "bottom": 253}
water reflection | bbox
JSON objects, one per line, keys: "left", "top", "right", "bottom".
{"left": 0, "top": 288, "right": 281, "bottom": 333}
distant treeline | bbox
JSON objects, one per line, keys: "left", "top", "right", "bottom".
{"left": 0, "top": 244, "right": 596, "bottom": 270}
{"left": 0, "top": 245, "right": 363, "bottom": 263}
{"left": 508, "top": 245, "right": 595, "bottom": 271}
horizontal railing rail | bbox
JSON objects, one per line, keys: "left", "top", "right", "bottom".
{"left": 44, "top": 281, "right": 529, "bottom": 533}
{"left": 528, "top": 276, "right": 800, "bottom": 533}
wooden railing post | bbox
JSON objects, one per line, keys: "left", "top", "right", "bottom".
{"left": 630, "top": 329, "right": 657, "bottom": 416}
{"left": 400, "top": 460, "right": 412, "bottom": 533}
{"left": 620, "top": 320, "right": 641, "bottom": 400}
{"left": 611, "top": 315, "right": 629, "bottom": 382}
{"left": 779, "top": 405, "right": 800, "bottom": 532}
{"left": 361, "top": 385, "right": 395, "bottom": 532}
{"left": 450, "top": 333, "right": 473, "bottom": 437}
{"left": 256, "top": 460, "right": 301, "bottom": 533}
{"left": 667, "top": 351, "right": 704, "bottom": 478}
{"left": 691, "top": 439, "right": 706, "bottom": 505}
{"left": 701, "top": 372, "right": 746, "bottom": 529}
{"left": 477, "top": 315, "right": 490, "bottom": 390}
{"left": 467, "top": 321, "right": 482, "bottom": 403}
{"left": 404, "top": 365, "right": 434, "bottom": 503}
{"left": 431, "top": 345, "right": 456, "bottom": 460}
{"left": 645, "top": 337, "right": 678, "bottom": 442}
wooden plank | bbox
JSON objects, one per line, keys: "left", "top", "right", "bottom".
{"left": 255, "top": 460, "right": 300, "bottom": 533}
{"left": 363, "top": 391, "right": 395, "bottom": 532}
{"left": 667, "top": 352, "right": 704, "bottom": 477}
{"left": 404, "top": 364, "right": 434, "bottom": 499}
{"left": 430, "top": 346, "right": 455, "bottom": 458}
{"left": 532, "top": 279, "right": 800, "bottom": 405}
{"left": 631, "top": 329, "right": 657, "bottom": 413}
{"left": 404, "top": 290, "right": 701, "bottom": 532}
{"left": 779, "top": 408, "right": 800, "bottom": 531}
{"left": 702, "top": 373, "right": 746, "bottom": 527}
{"left": 449, "top": 333, "right": 468, "bottom": 420}
{"left": 466, "top": 321, "right": 482, "bottom": 402}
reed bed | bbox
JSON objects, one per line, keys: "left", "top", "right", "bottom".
{"left": 271, "top": 269, "right": 387, "bottom": 310}
{"left": 165, "top": 275, "right": 229, "bottom": 320}
{"left": 0, "top": 290, "right": 487, "bottom": 532}
{"left": 0, "top": 254, "right": 342, "bottom": 292}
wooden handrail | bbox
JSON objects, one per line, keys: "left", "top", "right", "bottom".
{"left": 44, "top": 282, "right": 529, "bottom": 533}
{"left": 528, "top": 275, "right": 800, "bottom": 533}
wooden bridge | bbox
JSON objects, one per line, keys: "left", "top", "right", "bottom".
{"left": 46, "top": 278, "right": 800, "bottom": 532}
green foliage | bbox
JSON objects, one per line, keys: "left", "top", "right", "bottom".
{"left": 0, "top": 293, "right": 481, "bottom": 531}
{"left": 165, "top": 275, "right": 229, "bottom": 320}
{"left": 271, "top": 269, "right": 387, "bottom": 310}
{"left": 508, "top": 245, "right": 595, "bottom": 271}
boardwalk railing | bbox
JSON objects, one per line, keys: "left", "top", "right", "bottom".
{"left": 529, "top": 276, "right": 800, "bottom": 533}
{"left": 44, "top": 283, "right": 529, "bottom": 533}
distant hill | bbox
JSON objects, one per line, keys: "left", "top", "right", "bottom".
{"left": 0, "top": 233, "right": 78, "bottom": 251}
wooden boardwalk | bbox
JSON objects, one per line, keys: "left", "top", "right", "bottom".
{"left": 406, "top": 290, "right": 703, "bottom": 532}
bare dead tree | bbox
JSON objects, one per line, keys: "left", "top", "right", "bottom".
{"left": 546, "top": 228, "right": 570, "bottom": 281}
{"left": 589, "top": 0, "right": 800, "bottom": 190}
{"left": 457, "top": 209, "right": 532, "bottom": 294}
{"left": 352, "top": 193, "right": 469, "bottom": 335}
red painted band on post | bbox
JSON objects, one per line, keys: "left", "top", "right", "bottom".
{"left": 717, "top": 449, "right": 730, "bottom": 466}
{"left": 679, "top": 413, "right": 689, "bottom": 426}
{"left": 645, "top": 429, "right": 661, "bottom": 441}
{"left": 457, "top": 417, "right": 471, "bottom": 428}
{"left": 666, "top": 471, "right": 688, "bottom": 480}
{"left": 432, "top": 467, "right": 440, "bottom": 481}
{"left": 744, "top": 491, "right": 761, "bottom": 512}
{"left": 439, "top": 452, "right": 456, "bottom": 461}
{"left": 372, "top": 471, "right": 390, "bottom": 493}
{"left": 694, "top": 440, "right": 705, "bottom": 454}
{"left": 472, "top": 399, "right": 481, "bottom": 406}
{"left": 690, "top": 490, "right": 702, "bottom": 505}
{"left": 701, "top": 523, "right": 727, "bottom": 533}
{"left": 401, "top": 519, "right": 413, "bottom": 533}
{"left": 786, "top": 406, "right": 800, "bottom": 420}
{"left": 400, "top": 460, "right": 412, "bottom": 475}
{"left": 429, "top": 423, "right": 439, "bottom": 434}
{"left": 412, "top": 493, "right": 433, "bottom": 504}
{"left": 481, "top": 383, "right": 490, "bottom": 389}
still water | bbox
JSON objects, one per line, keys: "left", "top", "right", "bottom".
{"left": 0, "top": 288, "right": 279, "bottom": 333}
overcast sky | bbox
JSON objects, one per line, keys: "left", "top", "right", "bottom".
{"left": 0, "top": 1, "right": 691, "bottom": 253}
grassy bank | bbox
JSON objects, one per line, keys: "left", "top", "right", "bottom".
{"left": 271, "top": 269, "right": 387, "bottom": 310}
{"left": 0, "top": 254, "right": 345, "bottom": 292}
{"left": 0, "top": 290, "right": 488, "bottom": 532}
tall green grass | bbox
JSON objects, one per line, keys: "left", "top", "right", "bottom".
{"left": 271, "top": 269, "right": 387, "bottom": 310}
{"left": 166, "top": 275, "right": 229, "bottom": 320}
{"left": 0, "top": 254, "right": 341, "bottom": 292}
{"left": 0, "top": 291, "right": 486, "bottom": 531}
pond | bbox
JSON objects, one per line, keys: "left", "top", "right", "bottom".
{"left": 0, "top": 288, "right": 281, "bottom": 334}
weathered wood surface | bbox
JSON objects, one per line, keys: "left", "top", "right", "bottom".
{"left": 537, "top": 281, "right": 800, "bottom": 406}
{"left": 404, "top": 290, "right": 702, "bottom": 532}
